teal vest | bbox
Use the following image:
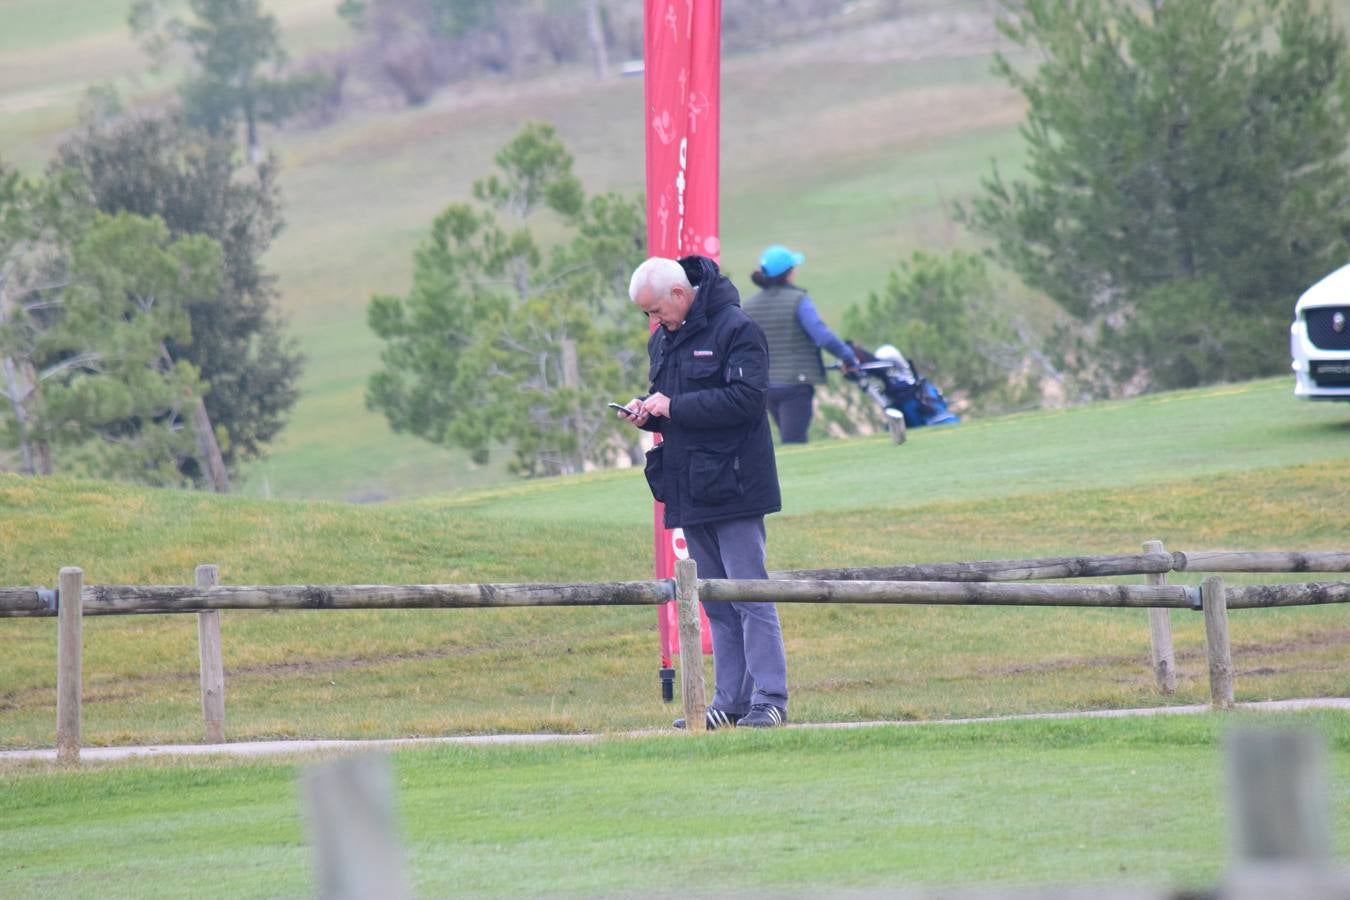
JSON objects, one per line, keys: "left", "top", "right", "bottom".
{"left": 743, "top": 285, "right": 825, "bottom": 385}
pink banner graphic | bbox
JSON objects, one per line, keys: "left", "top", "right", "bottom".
{"left": 644, "top": 0, "right": 721, "bottom": 668}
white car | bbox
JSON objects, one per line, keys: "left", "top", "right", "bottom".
{"left": 1290, "top": 263, "right": 1350, "bottom": 401}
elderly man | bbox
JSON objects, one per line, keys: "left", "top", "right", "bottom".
{"left": 618, "top": 255, "right": 789, "bottom": 729}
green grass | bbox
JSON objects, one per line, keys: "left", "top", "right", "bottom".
{"left": 427, "top": 377, "right": 1350, "bottom": 526}
{"left": 4, "top": 12, "right": 1348, "bottom": 897}
{"left": 3, "top": 712, "right": 1349, "bottom": 898}
{"left": 1, "top": 378, "right": 1347, "bottom": 748}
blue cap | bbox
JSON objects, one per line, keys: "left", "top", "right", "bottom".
{"left": 759, "top": 244, "right": 805, "bottom": 277}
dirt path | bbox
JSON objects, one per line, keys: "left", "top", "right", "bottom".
{"left": 4, "top": 698, "right": 1347, "bottom": 764}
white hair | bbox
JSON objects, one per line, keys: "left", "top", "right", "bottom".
{"left": 629, "top": 257, "right": 689, "bottom": 301}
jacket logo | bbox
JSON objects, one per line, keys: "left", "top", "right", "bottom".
{"left": 692, "top": 350, "right": 714, "bottom": 357}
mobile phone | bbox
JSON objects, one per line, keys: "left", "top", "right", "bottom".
{"left": 608, "top": 402, "right": 636, "bottom": 416}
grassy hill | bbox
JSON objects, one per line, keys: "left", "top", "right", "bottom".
{"left": 2, "top": 0, "right": 1037, "bottom": 500}
{"left": 6, "top": 2, "right": 1350, "bottom": 507}
{"left": 1, "top": 377, "right": 1347, "bottom": 749}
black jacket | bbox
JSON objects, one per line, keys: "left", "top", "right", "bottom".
{"left": 642, "top": 256, "right": 782, "bottom": 527}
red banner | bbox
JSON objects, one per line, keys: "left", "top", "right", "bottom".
{"left": 644, "top": 0, "right": 721, "bottom": 666}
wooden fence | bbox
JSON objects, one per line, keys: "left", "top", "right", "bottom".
{"left": 3, "top": 543, "right": 1348, "bottom": 761}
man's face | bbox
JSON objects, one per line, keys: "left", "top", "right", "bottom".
{"left": 634, "top": 283, "right": 694, "bottom": 331}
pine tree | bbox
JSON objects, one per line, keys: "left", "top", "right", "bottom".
{"left": 964, "top": 0, "right": 1350, "bottom": 394}
{"left": 55, "top": 112, "right": 304, "bottom": 485}
{"left": 366, "top": 123, "right": 647, "bottom": 476}
{"left": 130, "top": 0, "right": 325, "bottom": 162}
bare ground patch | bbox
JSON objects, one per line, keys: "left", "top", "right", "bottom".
{"left": 0, "top": 633, "right": 567, "bottom": 712}
{"left": 803, "top": 628, "right": 1350, "bottom": 693}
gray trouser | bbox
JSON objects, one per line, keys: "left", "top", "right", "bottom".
{"left": 682, "top": 517, "right": 788, "bottom": 713}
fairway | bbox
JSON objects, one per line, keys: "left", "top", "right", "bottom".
{"left": 440, "top": 377, "right": 1350, "bottom": 526}
{"left": 3, "top": 712, "right": 1348, "bottom": 898}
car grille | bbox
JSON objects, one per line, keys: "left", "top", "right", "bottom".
{"left": 1305, "top": 306, "right": 1350, "bottom": 350}
{"left": 1311, "top": 359, "right": 1350, "bottom": 386}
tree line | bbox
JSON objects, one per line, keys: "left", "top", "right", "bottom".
{"left": 0, "top": 115, "right": 302, "bottom": 489}
{"left": 334, "top": 0, "right": 902, "bottom": 109}
{"left": 6, "top": 0, "right": 1349, "bottom": 485}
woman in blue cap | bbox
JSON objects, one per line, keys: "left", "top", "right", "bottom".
{"left": 742, "top": 244, "right": 859, "bottom": 443}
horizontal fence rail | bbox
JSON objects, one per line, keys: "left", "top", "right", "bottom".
{"left": 7, "top": 550, "right": 1349, "bottom": 619}
{"left": 1226, "top": 581, "right": 1350, "bottom": 609}
{"left": 0, "top": 580, "right": 675, "bottom": 618}
{"left": 703, "top": 579, "right": 1201, "bottom": 608}
{"left": 0, "top": 588, "right": 56, "bottom": 617}
{"left": 773, "top": 552, "right": 1175, "bottom": 582}
{"left": 10, "top": 579, "right": 1349, "bottom": 617}
{"left": 775, "top": 550, "right": 1350, "bottom": 583}
{"left": 1171, "top": 550, "right": 1350, "bottom": 573}
{"left": 7, "top": 544, "right": 1349, "bottom": 762}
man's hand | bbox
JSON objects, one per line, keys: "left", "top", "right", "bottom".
{"left": 640, "top": 392, "right": 672, "bottom": 419}
{"left": 616, "top": 399, "right": 650, "bottom": 426}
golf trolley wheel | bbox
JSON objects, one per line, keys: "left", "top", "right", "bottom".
{"left": 888, "top": 416, "right": 907, "bottom": 445}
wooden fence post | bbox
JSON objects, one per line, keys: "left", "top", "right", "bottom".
{"left": 56, "top": 566, "right": 83, "bottom": 764}
{"left": 675, "top": 558, "right": 707, "bottom": 733}
{"left": 196, "top": 564, "right": 226, "bottom": 743}
{"left": 301, "top": 753, "right": 414, "bottom": 900}
{"left": 1222, "top": 728, "right": 1348, "bottom": 898}
{"left": 1143, "top": 540, "right": 1176, "bottom": 694}
{"left": 1201, "top": 575, "right": 1234, "bottom": 709}
{"left": 1228, "top": 728, "right": 1330, "bottom": 863}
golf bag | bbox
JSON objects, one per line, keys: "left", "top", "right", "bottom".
{"left": 836, "top": 341, "right": 959, "bottom": 442}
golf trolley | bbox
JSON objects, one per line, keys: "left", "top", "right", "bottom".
{"left": 830, "top": 342, "right": 960, "bottom": 443}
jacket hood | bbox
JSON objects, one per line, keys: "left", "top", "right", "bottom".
{"left": 678, "top": 255, "right": 740, "bottom": 324}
